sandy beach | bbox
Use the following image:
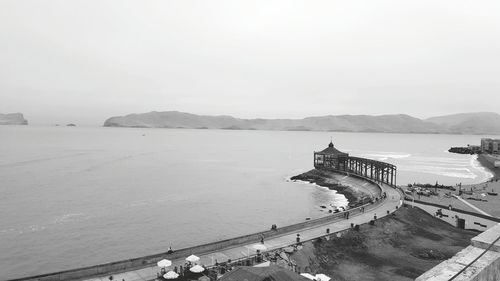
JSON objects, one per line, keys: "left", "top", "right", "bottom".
{"left": 414, "top": 154, "right": 500, "bottom": 218}
{"left": 454, "top": 154, "right": 500, "bottom": 217}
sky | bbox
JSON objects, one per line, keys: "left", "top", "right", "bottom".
{"left": 1, "top": 0, "right": 500, "bottom": 125}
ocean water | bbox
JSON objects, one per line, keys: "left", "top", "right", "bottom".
{"left": 0, "top": 126, "right": 496, "bottom": 279}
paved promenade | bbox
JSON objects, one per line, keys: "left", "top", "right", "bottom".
{"left": 452, "top": 195, "right": 491, "bottom": 216}
{"left": 84, "top": 183, "right": 402, "bottom": 281}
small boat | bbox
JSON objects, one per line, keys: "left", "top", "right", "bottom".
{"left": 487, "top": 192, "right": 498, "bottom": 196}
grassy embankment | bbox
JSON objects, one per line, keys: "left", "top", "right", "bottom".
{"left": 290, "top": 206, "right": 478, "bottom": 281}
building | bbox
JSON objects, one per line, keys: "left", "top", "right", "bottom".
{"left": 481, "top": 138, "right": 500, "bottom": 154}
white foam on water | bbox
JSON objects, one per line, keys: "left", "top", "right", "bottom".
{"left": 2, "top": 213, "right": 91, "bottom": 236}
{"left": 398, "top": 164, "right": 477, "bottom": 179}
{"left": 0, "top": 228, "right": 17, "bottom": 235}
{"left": 364, "top": 153, "right": 412, "bottom": 160}
{"left": 470, "top": 155, "right": 495, "bottom": 181}
{"left": 354, "top": 151, "right": 412, "bottom": 161}
{"left": 53, "top": 213, "right": 91, "bottom": 225}
{"left": 290, "top": 179, "right": 349, "bottom": 208}
{"left": 28, "top": 224, "right": 47, "bottom": 232}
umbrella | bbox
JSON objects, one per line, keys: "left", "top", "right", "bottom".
{"left": 253, "top": 244, "right": 267, "bottom": 251}
{"left": 315, "top": 273, "right": 331, "bottom": 281}
{"left": 157, "top": 259, "right": 172, "bottom": 268}
{"left": 254, "top": 261, "right": 271, "bottom": 267}
{"left": 189, "top": 264, "right": 205, "bottom": 273}
{"left": 186, "top": 254, "right": 200, "bottom": 263}
{"left": 300, "top": 273, "right": 316, "bottom": 280}
{"left": 163, "top": 271, "right": 179, "bottom": 279}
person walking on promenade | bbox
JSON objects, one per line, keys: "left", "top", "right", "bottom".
{"left": 374, "top": 213, "right": 377, "bottom": 220}
{"left": 260, "top": 234, "right": 265, "bottom": 244}
{"left": 296, "top": 234, "right": 301, "bottom": 243}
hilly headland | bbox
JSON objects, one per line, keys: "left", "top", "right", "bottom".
{"left": 0, "top": 113, "right": 28, "bottom": 125}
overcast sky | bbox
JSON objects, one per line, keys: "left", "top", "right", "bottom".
{"left": 1, "top": 0, "right": 500, "bottom": 125}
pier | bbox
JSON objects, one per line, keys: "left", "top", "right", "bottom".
{"left": 314, "top": 141, "right": 397, "bottom": 186}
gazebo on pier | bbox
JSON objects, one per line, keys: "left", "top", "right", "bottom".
{"left": 314, "top": 141, "right": 349, "bottom": 170}
{"left": 314, "top": 141, "right": 397, "bottom": 186}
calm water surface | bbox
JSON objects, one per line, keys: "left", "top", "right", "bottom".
{"left": 0, "top": 126, "right": 496, "bottom": 279}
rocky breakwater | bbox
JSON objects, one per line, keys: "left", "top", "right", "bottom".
{"left": 291, "top": 169, "right": 377, "bottom": 208}
{"left": 0, "top": 113, "right": 28, "bottom": 125}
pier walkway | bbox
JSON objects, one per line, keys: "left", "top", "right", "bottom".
{"left": 83, "top": 183, "right": 402, "bottom": 281}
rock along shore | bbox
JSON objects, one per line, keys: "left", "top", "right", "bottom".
{"left": 290, "top": 169, "right": 376, "bottom": 208}
{"left": 477, "top": 154, "right": 500, "bottom": 180}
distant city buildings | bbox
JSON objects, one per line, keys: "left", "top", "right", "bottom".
{"left": 481, "top": 138, "right": 500, "bottom": 154}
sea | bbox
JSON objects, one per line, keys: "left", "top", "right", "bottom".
{"left": 0, "top": 126, "right": 497, "bottom": 279}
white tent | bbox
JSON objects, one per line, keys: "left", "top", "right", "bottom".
{"left": 189, "top": 264, "right": 205, "bottom": 273}
{"left": 157, "top": 259, "right": 172, "bottom": 268}
{"left": 253, "top": 261, "right": 271, "bottom": 267}
{"left": 186, "top": 254, "right": 200, "bottom": 263}
{"left": 315, "top": 273, "right": 331, "bottom": 281}
{"left": 300, "top": 273, "right": 316, "bottom": 280}
{"left": 163, "top": 271, "right": 179, "bottom": 279}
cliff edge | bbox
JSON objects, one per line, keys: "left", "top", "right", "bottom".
{"left": 0, "top": 113, "right": 28, "bottom": 125}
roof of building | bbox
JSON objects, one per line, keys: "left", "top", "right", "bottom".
{"left": 316, "top": 141, "right": 349, "bottom": 156}
{"left": 219, "top": 265, "right": 309, "bottom": 281}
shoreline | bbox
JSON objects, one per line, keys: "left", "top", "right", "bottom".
{"left": 289, "top": 178, "right": 349, "bottom": 209}
{"left": 416, "top": 153, "right": 500, "bottom": 218}
{"left": 290, "top": 169, "right": 377, "bottom": 208}
{"left": 476, "top": 154, "right": 500, "bottom": 181}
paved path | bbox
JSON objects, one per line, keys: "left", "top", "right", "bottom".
{"left": 84, "top": 183, "right": 402, "bottom": 281}
{"left": 405, "top": 200, "right": 498, "bottom": 231}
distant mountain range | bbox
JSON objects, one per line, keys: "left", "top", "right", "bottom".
{"left": 104, "top": 111, "right": 500, "bottom": 135}
{"left": 0, "top": 113, "right": 28, "bottom": 125}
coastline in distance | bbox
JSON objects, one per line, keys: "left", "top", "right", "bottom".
{"left": 103, "top": 111, "right": 500, "bottom": 135}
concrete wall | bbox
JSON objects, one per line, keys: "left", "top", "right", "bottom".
{"left": 471, "top": 255, "right": 500, "bottom": 281}
{"left": 416, "top": 221, "right": 500, "bottom": 280}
